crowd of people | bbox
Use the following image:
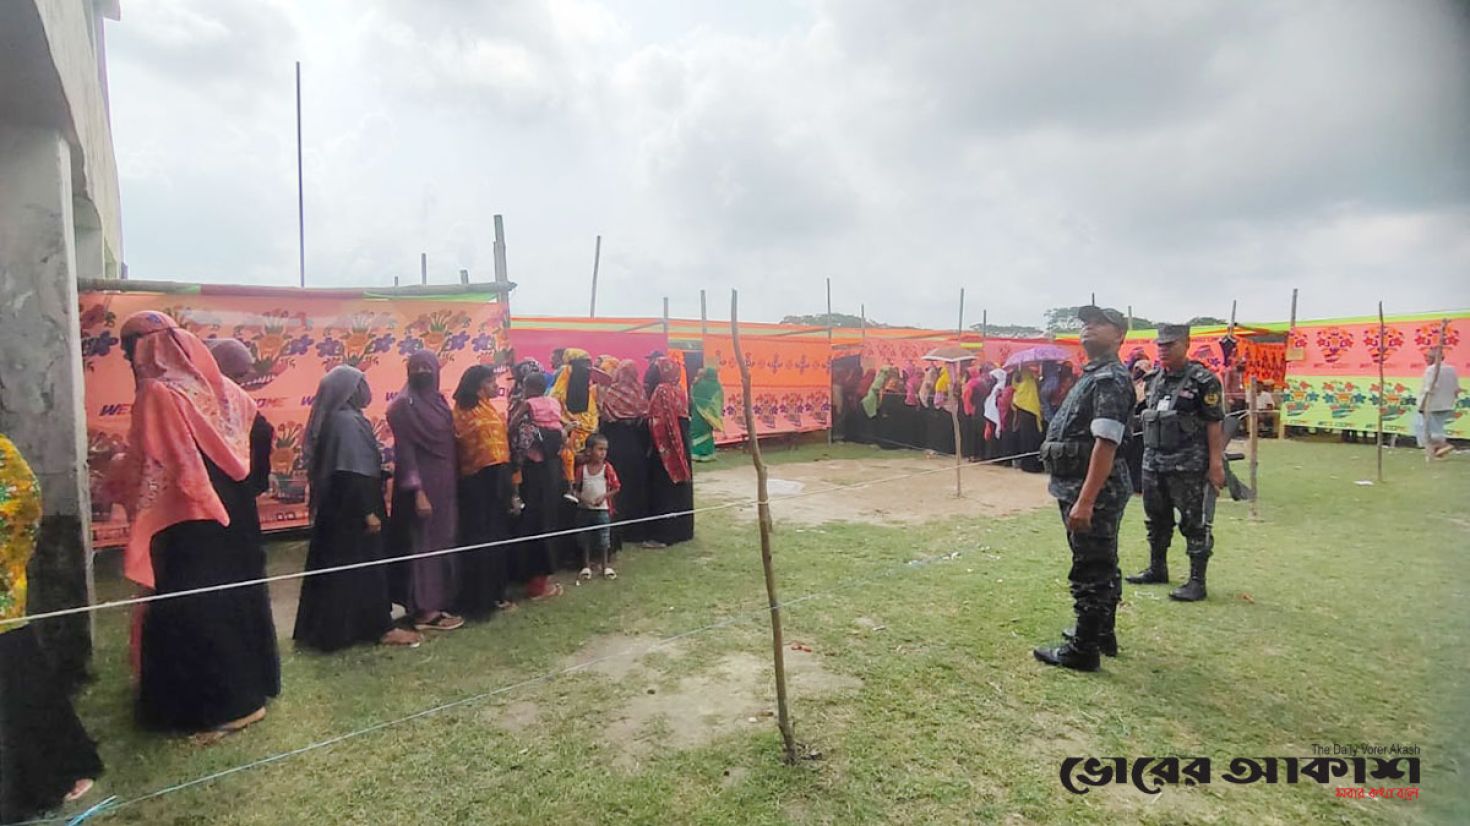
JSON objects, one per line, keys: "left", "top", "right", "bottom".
{"left": 835, "top": 358, "right": 1083, "bottom": 474}
{"left": 0, "top": 313, "right": 711, "bottom": 823}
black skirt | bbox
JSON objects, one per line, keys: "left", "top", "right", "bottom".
{"left": 923, "top": 408, "right": 957, "bottom": 455}
{"left": 137, "top": 457, "right": 280, "bottom": 732}
{"left": 647, "top": 418, "right": 695, "bottom": 545}
{"left": 601, "top": 419, "right": 651, "bottom": 547}
{"left": 456, "top": 463, "right": 514, "bottom": 617}
{"left": 1006, "top": 411, "right": 1046, "bottom": 473}
{"left": 876, "top": 395, "right": 917, "bottom": 450}
{"left": 511, "top": 429, "right": 564, "bottom": 583}
{"left": 843, "top": 405, "right": 874, "bottom": 445}
{"left": 0, "top": 626, "right": 102, "bottom": 825}
{"left": 293, "top": 471, "right": 394, "bottom": 652}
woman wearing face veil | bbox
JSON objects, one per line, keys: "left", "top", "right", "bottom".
{"left": 294, "top": 366, "right": 421, "bottom": 652}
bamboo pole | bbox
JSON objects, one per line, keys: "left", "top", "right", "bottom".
{"left": 1376, "top": 301, "right": 1386, "bottom": 481}
{"left": 700, "top": 289, "right": 708, "bottom": 339}
{"left": 1278, "top": 288, "right": 1297, "bottom": 439}
{"left": 589, "top": 235, "right": 602, "bottom": 317}
{"left": 731, "top": 288, "right": 799, "bottom": 764}
{"left": 860, "top": 304, "right": 867, "bottom": 342}
{"left": 950, "top": 288, "right": 965, "bottom": 496}
{"left": 420, "top": 252, "right": 427, "bottom": 285}
{"left": 1248, "top": 376, "right": 1260, "bottom": 520}
{"left": 827, "top": 278, "right": 834, "bottom": 446}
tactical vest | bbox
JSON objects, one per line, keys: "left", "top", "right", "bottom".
{"left": 1141, "top": 369, "right": 1204, "bottom": 452}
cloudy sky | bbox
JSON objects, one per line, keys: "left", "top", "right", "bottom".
{"left": 105, "top": 0, "right": 1470, "bottom": 329}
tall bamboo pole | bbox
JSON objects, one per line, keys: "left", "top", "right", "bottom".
{"left": 1248, "top": 376, "right": 1260, "bottom": 520}
{"left": 827, "top": 278, "right": 834, "bottom": 445}
{"left": 295, "top": 61, "right": 306, "bottom": 288}
{"left": 951, "top": 288, "right": 965, "bottom": 496}
{"left": 700, "top": 289, "right": 708, "bottom": 339}
{"left": 1279, "top": 288, "right": 1297, "bottom": 439}
{"left": 589, "top": 235, "right": 602, "bottom": 317}
{"left": 731, "top": 289, "right": 799, "bottom": 763}
{"left": 1376, "top": 301, "right": 1386, "bottom": 481}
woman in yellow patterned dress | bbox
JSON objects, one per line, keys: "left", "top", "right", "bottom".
{"left": 0, "top": 434, "right": 101, "bottom": 822}
{"left": 549, "top": 348, "right": 600, "bottom": 494}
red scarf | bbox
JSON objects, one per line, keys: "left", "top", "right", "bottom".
{"left": 648, "top": 359, "right": 691, "bottom": 483}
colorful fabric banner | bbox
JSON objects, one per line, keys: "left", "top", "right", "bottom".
{"left": 508, "top": 324, "right": 669, "bottom": 374}
{"left": 1280, "top": 314, "right": 1468, "bottom": 437}
{"left": 80, "top": 290, "right": 507, "bottom": 547}
{"left": 702, "top": 335, "right": 832, "bottom": 443}
{"left": 1120, "top": 335, "right": 1286, "bottom": 387}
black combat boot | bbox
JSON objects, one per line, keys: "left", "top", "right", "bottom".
{"left": 1125, "top": 545, "right": 1169, "bottom": 585}
{"left": 1061, "top": 623, "right": 1117, "bottom": 657}
{"left": 1169, "top": 556, "right": 1208, "bottom": 602}
{"left": 1035, "top": 613, "right": 1102, "bottom": 672}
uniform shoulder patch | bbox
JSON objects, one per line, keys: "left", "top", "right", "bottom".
{"left": 1204, "top": 390, "right": 1220, "bottom": 406}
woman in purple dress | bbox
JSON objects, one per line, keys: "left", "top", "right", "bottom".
{"left": 386, "top": 351, "right": 464, "bottom": 632}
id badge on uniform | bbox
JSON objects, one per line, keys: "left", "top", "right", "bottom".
{"left": 1156, "top": 399, "right": 1172, "bottom": 411}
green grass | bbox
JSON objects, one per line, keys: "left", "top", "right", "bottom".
{"left": 58, "top": 440, "right": 1470, "bottom": 824}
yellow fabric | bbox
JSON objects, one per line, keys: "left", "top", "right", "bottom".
{"left": 0, "top": 435, "right": 41, "bottom": 632}
{"left": 550, "top": 351, "right": 599, "bottom": 481}
{"left": 935, "top": 368, "right": 951, "bottom": 395}
{"left": 452, "top": 400, "right": 511, "bottom": 477}
{"left": 1012, "top": 370, "right": 1044, "bottom": 430}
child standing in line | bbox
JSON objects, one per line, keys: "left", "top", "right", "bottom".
{"left": 573, "top": 434, "right": 621, "bottom": 580}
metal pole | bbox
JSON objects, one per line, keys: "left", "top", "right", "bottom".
{"left": 700, "top": 289, "right": 708, "bottom": 339}
{"left": 1376, "top": 301, "right": 1386, "bottom": 482}
{"left": 295, "top": 61, "right": 305, "bottom": 288}
{"left": 589, "top": 235, "right": 602, "bottom": 317}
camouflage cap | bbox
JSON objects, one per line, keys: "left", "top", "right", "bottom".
{"left": 1076, "top": 305, "right": 1128, "bottom": 331}
{"left": 1156, "top": 324, "right": 1191, "bottom": 344}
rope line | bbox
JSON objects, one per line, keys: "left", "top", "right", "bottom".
{"left": 25, "top": 548, "right": 968, "bottom": 824}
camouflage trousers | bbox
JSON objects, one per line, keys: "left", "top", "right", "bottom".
{"left": 1142, "top": 470, "right": 1215, "bottom": 560}
{"left": 1057, "top": 499, "right": 1125, "bottom": 623}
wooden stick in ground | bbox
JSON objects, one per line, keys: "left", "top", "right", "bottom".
{"left": 1248, "top": 376, "right": 1260, "bottom": 520}
{"left": 731, "top": 288, "right": 799, "bottom": 764}
{"left": 951, "top": 289, "right": 965, "bottom": 496}
{"left": 1278, "top": 288, "right": 1297, "bottom": 439}
{"left": 1376, "top": 301, "right": 1386, "bottom": 481}
{"left": 827, "top": 278, "right": 834, "bottom": 446}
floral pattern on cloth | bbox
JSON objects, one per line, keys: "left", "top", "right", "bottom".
{"left": 453, "top": 400, "right": 512, "bottom": 477}
{"left": 0, "top": 435, "right": 42, "bottom": 631}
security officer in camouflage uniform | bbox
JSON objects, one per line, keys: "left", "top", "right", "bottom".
{"left": 1125, "top": 324, "right": 1226, "bottom": 602}
{"left": 1033, "top": 306, "right": 1134, "bottom": 672}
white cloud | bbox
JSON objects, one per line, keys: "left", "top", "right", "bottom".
{"left": 105, "top": 0, "right": 1470, "bottom": 328}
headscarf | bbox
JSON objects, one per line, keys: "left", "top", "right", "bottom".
{"left": 115, "top": 311, "right": 258, "bottom": 588}
{"left": 983, "top": 368, "right": 1006, "bottom": 426}
{"left": 600, "top": 358, "right": 649, "bottom": 422}
{"left": 1011, "top": 368, "right": 1044, "bottom": 430}
{"left": 511, "top": 358, "right": 543, "bottom": 403}
{"left": 691, "top": 367, "right": 725, "bottom": 431}
{"left": 861, "top": 367, "right": 890, "bottom": 417}
{"left": 904, "top": 370, "right": 921, "bottom": 407}
{"left": 452, "top": 365, "right": 511, "bottom": 476}
{"left": 304, "top": 366, "right": 381, "bottom": 516}
{"left": 919, "top": 367, "right": 937, "bottom": 408}
{"left": 962, "top": 366, "right": 983, "bottom": 417}
{"left": 0, "top": 434, "right": 41, "bottom": 629}
{"left": 648, "top": 358, "right": 692, "bottom": 483}
{"left": 554, "top": 347, "right": 594, "bottom": 414}
{"left": 387, "top": 350, "right": 454, "bottom": 461}
{"left": 205, "top": 338, "right": 255, "bottom": 384}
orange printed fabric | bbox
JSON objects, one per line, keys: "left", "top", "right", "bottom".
{"left": 702, "top": 335, "right": 831, "bottom": 443}
{"left": 453, "top": 400, "right": 511, "bottom": 477}
{"left": 80, "top": 290, "right": 508, "bottom": 547}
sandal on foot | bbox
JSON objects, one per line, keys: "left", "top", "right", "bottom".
{"left": 640, "top": 540, "right": 667, "bottom": 549}
{"left": 579, "top": 567, "right": 593, "bottom": 580}
{"left": 414, "top": 614, "right": 465, "bottom": 631}
{"left": 495, "top": 600, "right": 519, "bottom": 612}
{"left": 604, "top": 567, "right": 617, "bottom": 580}
{"left": 380, "top": 628, "right": 423, "bottom": 647}
{"left": 530, "top": 582, "right": 565, "bottom": 601}
{"left": 190, "top": 707, "right": 266, "bottom": 746}
{"left": 65, "top": 778, "right": 95, "bottom": 803}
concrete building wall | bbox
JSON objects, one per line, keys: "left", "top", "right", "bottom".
{"left": 0, "top": 0, "right": 123, "bottom": 682}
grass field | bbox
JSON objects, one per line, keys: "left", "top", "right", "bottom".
{"left": 55, "top": 439, "right": 1470, "bottom": 824}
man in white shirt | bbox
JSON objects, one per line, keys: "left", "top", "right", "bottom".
{"left": 1418, "top": 347, "right": 1461, "bottom": 460}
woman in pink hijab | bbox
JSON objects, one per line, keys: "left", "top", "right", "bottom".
{"left": 114, "top": 311, "right": 279, "bottom": 741}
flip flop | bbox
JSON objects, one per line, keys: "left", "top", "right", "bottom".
{"left": 579, "top": 567, "right": 593, "bottom": 580}
{"left": 414, "top": 614, "right": 465, "bottom": 631}
{"left": 604, "top": 567, "right": 617, "bottom": 580}
{"left": 530, "top": 582, "right": 565, "bottom": 601}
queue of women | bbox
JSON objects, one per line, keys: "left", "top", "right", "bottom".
{"left": 0, "top": 312, "right": 716, "bottom": 823}
{"left": 835, "top": 358, "right": 1074, "bottom": 470}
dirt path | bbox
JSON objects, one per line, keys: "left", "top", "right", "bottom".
{"left": 697, "top": 452, "right": 1053, "bottom": 526}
